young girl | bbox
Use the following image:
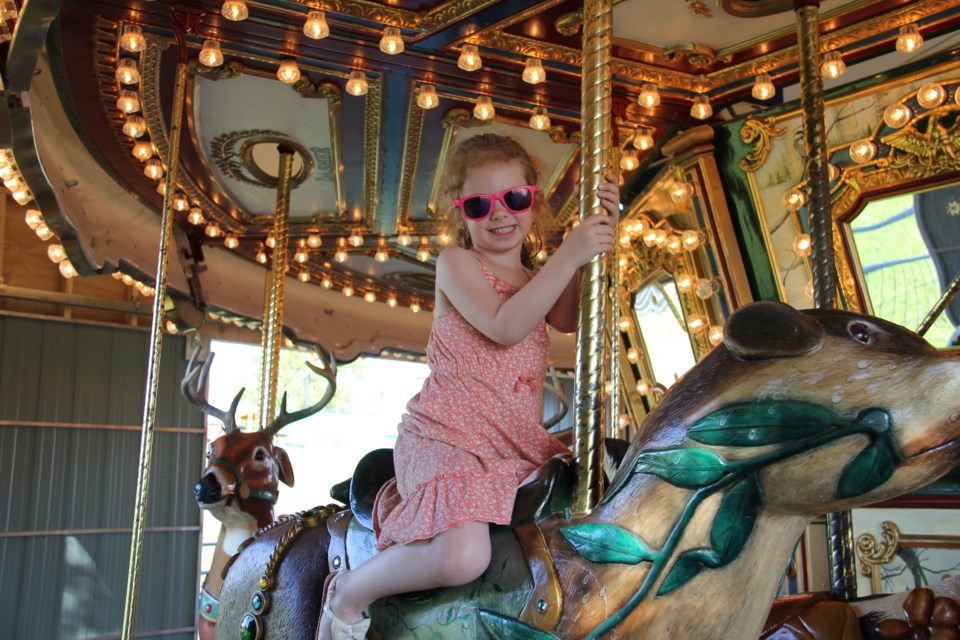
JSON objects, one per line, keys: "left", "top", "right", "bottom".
{"left": 317, "top": 134, "right": 620, "bottom": 640}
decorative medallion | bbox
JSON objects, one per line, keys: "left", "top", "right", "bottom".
{"left": 210, "top": 130, "right": 315, "bottom": 189}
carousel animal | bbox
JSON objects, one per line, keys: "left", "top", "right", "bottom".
{"left": 181, "top": 346, "right": 336, "bottom": 640}
{"left": 212, "top": 301, "right": 960, "bottom": 640}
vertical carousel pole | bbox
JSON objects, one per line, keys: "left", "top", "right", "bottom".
{"left": 793, "top": 0, "right": 856, "bottom": 599}
{"left": 120, "top": 59, "right": 189, "bottom": 640}
{"left": 259, "top": 146, "right": 295, "bottom": 428}
{"left": 573, "top": 0, "right": 614, "bottom": 514}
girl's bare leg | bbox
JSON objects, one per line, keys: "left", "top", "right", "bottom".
{"left": 316, "top": 521, "right": 492, "bottom": 640}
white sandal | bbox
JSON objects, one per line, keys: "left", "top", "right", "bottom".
{"left": 320, "top": 571, "right": 371, "bottom": 640}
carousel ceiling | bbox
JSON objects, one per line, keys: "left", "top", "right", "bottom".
{"left": 2, "top": 0, "right": 959, "bottom": 361}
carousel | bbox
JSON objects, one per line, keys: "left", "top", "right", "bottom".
{"left": 2, "top": 0, "right": 960, "bottom": 638}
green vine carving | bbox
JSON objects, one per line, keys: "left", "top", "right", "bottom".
{"left": 479, "top": 401, "right": 900, "bottom": 640}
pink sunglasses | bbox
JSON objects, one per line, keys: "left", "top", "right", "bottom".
{"left": 452, "top": 185, "right": 539, "bottom": 221}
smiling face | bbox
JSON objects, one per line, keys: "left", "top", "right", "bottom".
{"left": 459, "top": 160, "right": 536, "bottom": 258}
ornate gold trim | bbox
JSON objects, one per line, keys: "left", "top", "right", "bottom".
{"left": 362, "top": 80, "right": 382, "bottom": 232}
{"left": 739, "top": 116, "right": 787, "bottom": 173}
{"left": 396, "top": 87, "right": 427, "bottom": 230}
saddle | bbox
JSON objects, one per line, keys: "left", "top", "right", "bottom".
{"left": 325, "top": 449, "right": 573, "bottom": 632}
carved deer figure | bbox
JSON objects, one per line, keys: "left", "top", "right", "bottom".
{"left": 212, "top": 302, "right": 960, "bottom": 640}
{"left": 181, "top": 346, "right": 336, "bottom": 640}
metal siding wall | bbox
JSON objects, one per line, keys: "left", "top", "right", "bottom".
{"left": 0, "top": 316, "right": 205, "bottom": 639}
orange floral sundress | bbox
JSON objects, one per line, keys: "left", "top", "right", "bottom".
{"left": 373, "top": 264, "right": 570, "bottom": 549}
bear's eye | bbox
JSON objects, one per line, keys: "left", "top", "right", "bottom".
{"left": 849, "top": 322, "right": 871, "bottom": 344}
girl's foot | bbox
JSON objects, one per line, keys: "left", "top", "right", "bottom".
{"left": 316, "top": 571, "right": 371, "bottom": 640}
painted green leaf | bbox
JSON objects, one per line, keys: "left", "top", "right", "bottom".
{"left": 688, "top": 401, "right": 841, "bottom": 447}
{"left": 854, "top": 408, "right": 892, "bottom": 435}
{"left": 837, "top": 436, "right": 900, "bottom": 499}
{"left": 710, "top": 472, "right": 763, "bottom": 564}
{"left": 657, "top": 549, "right": 719, "bottom": 596}
{"left": 478, "top": 610, "right": 557, "bottom": 640}
{"left": 633, "top": 448, "right": 729, "bottom": 488}
{"left": 560, "top": 523, "right": 658, "bottom": 565}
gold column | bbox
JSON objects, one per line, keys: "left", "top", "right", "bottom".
{"left": 573, "top": 0, "right": 614, "bottom": 514}
{"left": 121, "top": 62, "right": 188, "bottom": 640}
{"left": 794, "top": 0, "right": 855, "bottom": 599}
{"left": 259, "top": 146, "right": 295, "bottom": 428}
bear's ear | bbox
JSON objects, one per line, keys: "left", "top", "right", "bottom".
{"left": 723, "top": 301, "right": 824, "bottom": 360}
{"left": 274, "top": 446, "right": 295, "bottom": 487}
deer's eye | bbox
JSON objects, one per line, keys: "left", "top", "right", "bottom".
{"left": 254, "top": 449, "right": 266, "bottom": 462}
{"left": 849, "top": 322, "right": 871, "bottom": 344}
{"left": 206, "top": 444, "right": 214, "bottom": 459}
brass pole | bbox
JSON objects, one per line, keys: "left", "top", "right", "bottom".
{"left": 573, "top": 0, "right": 614, "bottom": 514}
{"left": 916, "top": 270, "right": 960, "bottom": 336}
{"left": 121, "top": 61, "right": 188, "bottom": 640}
{"left": 794, "top": 0, "right": 856, "bottom": 599}
{"left": 259, "top": 146, "right": 295, "bottom": 428}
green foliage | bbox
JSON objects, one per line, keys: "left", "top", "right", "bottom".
{"left": 559, "top": 523, "right": 657, "bottom": 565}
{"left": 837, "top": 436, "right": 901, "bottom": 499}
{"left": 478, "top": 610, "right": 557, "bottom": 640}
{"left": 688, "top": 401, "right": 840, "bottom": 446}
{"left": 632, "top": 448, "right": 728, "bottom": 488}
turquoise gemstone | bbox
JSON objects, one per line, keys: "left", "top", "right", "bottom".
{"left": 252, "top": 592, "right": 264, "bottom": 613}
{"left": 240, "top": 614, "right": 259, "bottom": 640}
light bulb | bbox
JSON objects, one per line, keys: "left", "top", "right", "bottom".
{"left": 116, "top": 90, "right": 140, "bottom": 114}
{"left": 849, "top": 139, "right": 877, "bottom": 164}
{"left": 221, "top": 0, "right": 249, "bottom": 21}
{"left": 342, "top": 285, "right": 354, "bottom": 297}
{"left": 695, "top": 278, "right": 719, "bottom": 300}
{"left": 256, "top": 248, "right": 268, "bottom": 264}
{"left": 752, "top": 74, "right": 775, "bottom": 101}
{"left": 298, "top": 270, "right": 311, "bottom": 282}
{"left": 277, "top": 58, "right": 301, "bottom": 84}
{"left": 691, "top": 95, "right": 712, "bottom": 120}
{"left": 120, "top": 24, "right": 146, "bottom": 52}
{"left": 437, "top": 232, "right": 451, "bottom": 246}
{"left": 265, "top": 234, "right": 275, "bottom": 249}
{"left": 224, "top": 234, "right": 239, "bottom": 249}
{"left": 364, "top": 291, "right": 376, "bottom": 303}
{"left": 12, "top": 187, "right": 32, "bottom": 205}
{"left": 122, "top": 115, "right": 147, "bottom": 138}
{"left": 619, "top": 316, "right": 632, "bottom": 331}
{"left": 676, "top": 274, "right": 693, "bottom": 293}
{"left": 633, "top": 129, "right": 653, "bottom": 151}
{"left": 59, "top": 260, "right": 78, "bottom": 278}
{"left": 821, "top": 51, "right": 845, "bottom": 79}
{"left": 665, "top": 234, "right": 682, "bottom": 254}
{"left": 653, "top": 228, "right": 667, "bottom": 246}
{"left": 687, "top": 315, "right": 705, "bottom": 332}
{"left": 783, "top": 187, "right": 806, "bottom": 211}
{"left": 199, "top": 40, "right": 224, "bottom": 67}
{"left": 397, "top": 230, "right": 411, "bottom": 246}
{"left": 458, "top": 44, "right": 481, "bottom": 71}
{"left": 636, "top": 379, "right": 650, "bottom": 394}
{"left": 349, "top": 231, "right": 363, "bottom": 247}
{"left": 121, "top": 273, "right": 135, "bottom": 286}
{"left": 380, "top": 26, "right": 404, "bottom": 54}
{"left": 173, "top": 192, "right": 189, "bottom": 212}
{"left": 670, "top": 179, "right": 694, "bottom": 203}
{"left": 627, "top": 348, "right": 639, "bottom": 363}
{"left": 187, "top": 208, "right": 204, "bottom": 225}
{"left": 474, "top": 95, "right": 495, "bottom": 121}
{"left": 346, "top": 71, "right": 368, "bottom": 96}
{"left": 375, "top": 247, "right": 389, "bottom": 262}
{"left": 681, "top": 229, "right": 701, "bottom": 251}
{"left": 708, "top": 325, "right": 724, "bottom": 346}
{"left": 306, "top": 233, "right": 322, "bottom": 248}
{"left": 47, "top": 244, "right": 66, "bottom": 263}
{"left": 883, "top": 103, "right": 912, "bottom": 128}
{"left": 792, "top": 233, "right": 812, "bottom": 256}
{"left": 295, "top": 248, "right": 308, "bottom": 263}
{"left": 35, "top": 222, "right": 54, "bottom": 241}
{"left": 638, "top": 83, "right": 660, "bottom": 108}
{"left": 304, "top": 11, "right": 330, "bottom": 39}
{"left": 387, "top": 295, "right": 398, "bottom": 307}
{"left": 335, "top": 247, "right": 348, "bottom": 262}
{"left": 828, "top": 163, "right": 841, "bottom": 182}
{"left": 205, "top": 223, "right": 221, "bottom": 238}
{"left": 522, "top": 57, "right": 546, "bottom": 84}
{"left": 410, "top": 301, "right": 421, "bottom": 313}
{"left": 0, "top": 164, "right": 16, "bottom": 181}
{"left": 115, "top": 58, "right": 141, "bottom": 85}
{"left": 417, "top": 84, "right": 439, "bottom": 109}
{"left": 917, "top": 83, "right": 946, "bottom": 109}
{"left": 321, "top": 276, "right": 333, "bottom": 288}
{"left": 144, "top": 159, "right": 164, "bottom": 180}
{"left": 529, "top": 107, "right": 550, "bottom": 131}
{"left": 620, "top": 149, "right": 639, "bottom": 171}
{"left": 133, "top": 140, "right": 154, "bottom": 162}
{"left": 417, "top": 247, "right": 431, "bottom": 262}
{"left": 896, "top": 24, "right": 923, "bottom": 53}
{"left": 24, "top": 209, "right": 42, "bottom": 230}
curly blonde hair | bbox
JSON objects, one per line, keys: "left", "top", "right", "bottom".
{"left": 440, "top": 134, "right": 553, "bottom": 270}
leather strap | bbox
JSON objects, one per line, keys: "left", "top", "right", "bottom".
{"left": 327, "top": 509, "right": 352, "bottom": 572}
{"left": 515, "top": 521, "right": 562, "bottom": 631}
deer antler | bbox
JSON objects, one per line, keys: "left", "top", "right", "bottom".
{"left": 262, "top": 347, "right": 337, "bottom": 437}
{"left": 181, "top": 345, "right": 244, "bottom": 434}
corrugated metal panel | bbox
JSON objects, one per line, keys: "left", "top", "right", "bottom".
{"left": 0, "top": 316, "right": 205, "bottom": 639}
